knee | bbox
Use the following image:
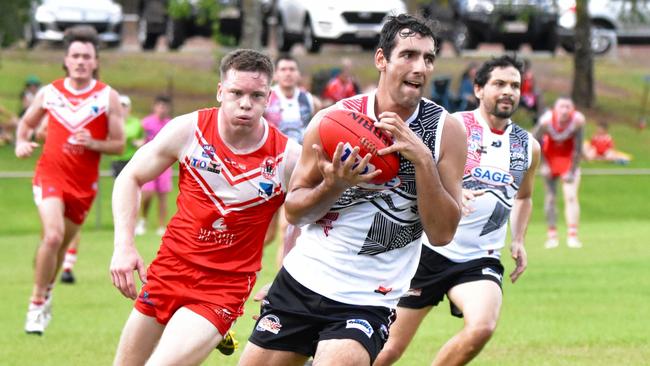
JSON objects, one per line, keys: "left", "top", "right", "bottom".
{"left": 465, "top": 322, "right": 497, "bottom": 348}
{"left": 41, "top": 230, "right": 65, "bottom": 250}
{"left": 376, "top": 339, "right": 407, "bottom": 365}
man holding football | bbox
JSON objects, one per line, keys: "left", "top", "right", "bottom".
{"left": 239, "top": 14, "right": 466, "bottom": 366}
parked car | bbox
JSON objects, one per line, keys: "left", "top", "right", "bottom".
{"left": 557, "top": 0, "right": 650, "bottom": 54}
{"left": 24, "top": 0, "right": 123, "bottom": 48}
{"left": 271, "top": 0, "right": 407, "bottom": 53}
{"left": 451, "top": 0, "right": 559, "bottom": 52}
{"left": 138, "top": 0, "right": 243, "bottom": 50}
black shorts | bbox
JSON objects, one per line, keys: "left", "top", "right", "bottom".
{"left": 248, "top": 268, "right": 395, "bottom": 363}
{"left": 111, "top": 160, "right": 129, "bottom": 178}
{"left": 398, "top": 246, "right": 504, "bottom": 318}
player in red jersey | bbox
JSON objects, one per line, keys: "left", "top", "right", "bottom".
{"left": 534, "top": 96, "right": 585, "bottom": 248}
{"left": 110, "top": 49, "right": 300, "bottom": 365}
{"left": 15, "top": 26, "right": 125, "bottom": 335}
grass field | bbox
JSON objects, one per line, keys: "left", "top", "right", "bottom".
{"left": 1, "top": 47, "right": 649, "bottom": 364}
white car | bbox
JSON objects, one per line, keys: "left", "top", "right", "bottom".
{"left": 273, "top": 0, "right": 407, "bottom": 53}
{"left": 25, "top": 0, "right": 123, "bottom": 48}
{"left": 558, "top": 0, "right": 650, "bottom": 54}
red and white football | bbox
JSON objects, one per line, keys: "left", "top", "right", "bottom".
{"left": 318, "top": 109, "right": 400, "bottom": 185}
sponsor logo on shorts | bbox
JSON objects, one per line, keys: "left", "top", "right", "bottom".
{"left": 379, "top": 324, "right": 389, "bottom": 341}
{"left": 138, "top": 291, "right": 155, "bottom": 306}
{"left": 256, "top": 315, "right": 282, "bottom": 334}
{"left": 404, "top": 288, "right": 422, "bottom": 297}
{"left": 346, "top": 319, "right": 374, "bottom": 338}
{"left": 214, "top": 307, "right": 234, "bottom": 323}
{"left": 482, "top": 267, "right": 503, "bottom": 283}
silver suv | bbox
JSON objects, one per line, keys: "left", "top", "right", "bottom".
{"left": 453, "top": 0, "right": 559, "bottom": 52}
{"left": 558, "top": 0, "right": 650, "bottom": 54}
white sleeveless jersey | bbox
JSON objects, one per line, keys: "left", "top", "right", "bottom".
{"left": 283, "top": 92, "right": 447, "bottom": 308}
{"left": 427, "top": 110, "right": 533, "bottom": 262}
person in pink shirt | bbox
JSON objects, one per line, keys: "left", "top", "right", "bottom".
{"left": 136, "top": 95, "right": 172, "bottom": 236}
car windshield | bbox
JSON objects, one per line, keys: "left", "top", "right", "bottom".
{"left": 43, "top": 0, "right": 114, "bottom": 4}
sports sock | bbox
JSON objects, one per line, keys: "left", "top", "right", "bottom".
{"left": 63, "top": 248, "right": 77, "bottom": 272}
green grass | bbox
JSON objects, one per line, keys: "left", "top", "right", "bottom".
{"left": 1, "top": 48, "right": 650, "bottom": 364}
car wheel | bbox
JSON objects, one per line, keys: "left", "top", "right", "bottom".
{"left": 166, "top": 18, "right": 187, "bottom": 51}
{"left": 454, "top": 24, "right": 478, "bottom": 51}
{"left": 277, "top": 17, "right": 292, "bottom": 52}
{"left": 590, "top": 25, "right": 613, "bottom": 55}
{"left": 138, "top": 18, "right": 159, "bottom": 50}
{"left": 24, "top": 23, "right": 37, "bottom": 49}
{"left": 303, "top": 17, "right": 321, "bottom": 54}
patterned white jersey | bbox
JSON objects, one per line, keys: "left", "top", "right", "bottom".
{"left": 283, "top": 92, "right": 447, "bottom": 308}
{"left": 426, "top": 110, "right": 533, "bottom": 262}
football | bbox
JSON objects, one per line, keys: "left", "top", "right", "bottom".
{"left": 318, "top": 109, "right": 400, "bottom": 185}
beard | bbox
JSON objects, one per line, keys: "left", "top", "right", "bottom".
{"left": 491, "top": 99, "right": 518, "bottom": 119}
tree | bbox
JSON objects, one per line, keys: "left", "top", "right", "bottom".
{"left": 0, "top": 0, "right": 30, "bottom": 48}
{"left": 572, "top": 0, "right": 594, "bottom": 108}
{"left": 239, "top": 0, "right": 262, "bottom": 49}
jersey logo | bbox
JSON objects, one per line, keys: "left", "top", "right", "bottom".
{"left": 316, "top": 212, "right": 339, "bottom": 236}
{"left": 190, "top": 157, "right": 221, "bottom": 174}
{"left": 258, "top": 182, "right": 275, "bottom": 198}
{"left": 201, "top": 144, "right": 216, "bottom": 159}
{"left": 346, "top": 319, "right": 374, "bottom": 338}
{"left": 212, "top": 218, "right": 227, "bottom": 230}
{"left": 491, "top": 140, "right": 502, "bottom": 148}
{"left": 261, "top": 156, "right": 277, "bottom": 179}
{"left": 374, "top": 285, "right": 393, "bottom": 296}
{"left": 256, "top": 315, "right": 282, "bottom": 334}
{"left": 471, "top": 166, "right": 513, "bottom": 186}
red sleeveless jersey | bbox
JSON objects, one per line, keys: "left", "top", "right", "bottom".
{"left": 541, "top": 111, "right": 579, "bottom": 176}
{"left": 35, "top": 78, "right": 110, "bottom": 196}
{"left": 162, "top": 108, "right": 292, "bottom": 273}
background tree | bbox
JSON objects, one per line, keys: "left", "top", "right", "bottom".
{"left": 239, "top": 0, "right": 262, "bottom": 49}
{"left": 0, "top": 0, "right": 30, "bottom": 48}
{"left": 572, "top": 0, "right": 594, "bottom": 108}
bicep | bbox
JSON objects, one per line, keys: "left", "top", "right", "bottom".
{"left": 107, "top": 91, "right": 125, "bottom": 140}
{"left": 437, "top": 116, "right": 467, "bottom": 204}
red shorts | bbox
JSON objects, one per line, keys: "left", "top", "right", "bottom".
{"left": 134, "top": 245, "right": 257, "bottom": 335}
{"left": 32, "top": 179, "right": 96, "bottom": 225}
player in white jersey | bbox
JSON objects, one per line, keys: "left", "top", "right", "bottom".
{"left": 239, "top": 14, "right": 467, "bottom": 366}
{"left": 375, "top": 55, "right": 541, "bottom": 366}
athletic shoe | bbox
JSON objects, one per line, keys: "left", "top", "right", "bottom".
{"left": 567, "top": 237, "right": 583, "bottom": 248}
{"left": 216, "top": 330, "right": 239, "bottom": 356}
{"left": 544, "top": 238, "right": 559, "bottom": 249}
{"left": 155, "top": 227, "right": 166, "bottom": 236}
{"left": 135, "top": 219, "right": 146, "bottom": 236}
{"left": 25, "top": 304, "right": 48, "bottom": 335}
{"left": 60, "top": 269, "right": 75, "bottom": 284}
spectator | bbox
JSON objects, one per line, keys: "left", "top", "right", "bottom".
{"left": 457, "top": 62, "right": 479, "bottom": 111}
{"left": 520, "top": 59, "right": 544, "bottom": 124}
{"left": 583, "top": 121, "right": 631, "bottom": 164}
{"left": 111, "top": 95, "right": 145, "bottom": 178}
{"left": 135, "top": 95, "right": 172, "bottom": 236}
{"left": 321, "top": 57, "right": 360, "bottom": 106}
{"left": 20, "top": 75, "right": 42, "bottom": 117}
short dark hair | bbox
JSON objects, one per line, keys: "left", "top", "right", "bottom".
{"left": 63, "top": 26, "right": 99, "bottom": 55}
{"left": 275, "top": 53, "right": 299, "bottom": 69}
{"left": 219, "top": 49, "right": 273, "bottom": 82}
{"left": 474, "top": 55, "right": 524, "bottom": 87}
{"left": 378, "top": 14, "right": 436, "bottom": 62}
{"left": 154, "top": 95, "right": 171, "bottom": 104}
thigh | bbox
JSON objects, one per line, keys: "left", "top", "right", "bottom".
{"left": 114, "top": 309, "right": 165, "bottom": 366}
{"left": 146, "top": 307, "right": 221, "bottom": 366}
{"left": 314, "top": 338, "right": 370, "bottom": 366}
{"left": 384, "top": 306, "right": 431, "bottom": 354}
{"left": 447, "top": 280, "right": 502, "bottom": 327}
{"left": 37, "top": 196, "right": 66, "bottom": 239}
{"left": 239, "top": 341, "right": 309, "bottom": 366}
